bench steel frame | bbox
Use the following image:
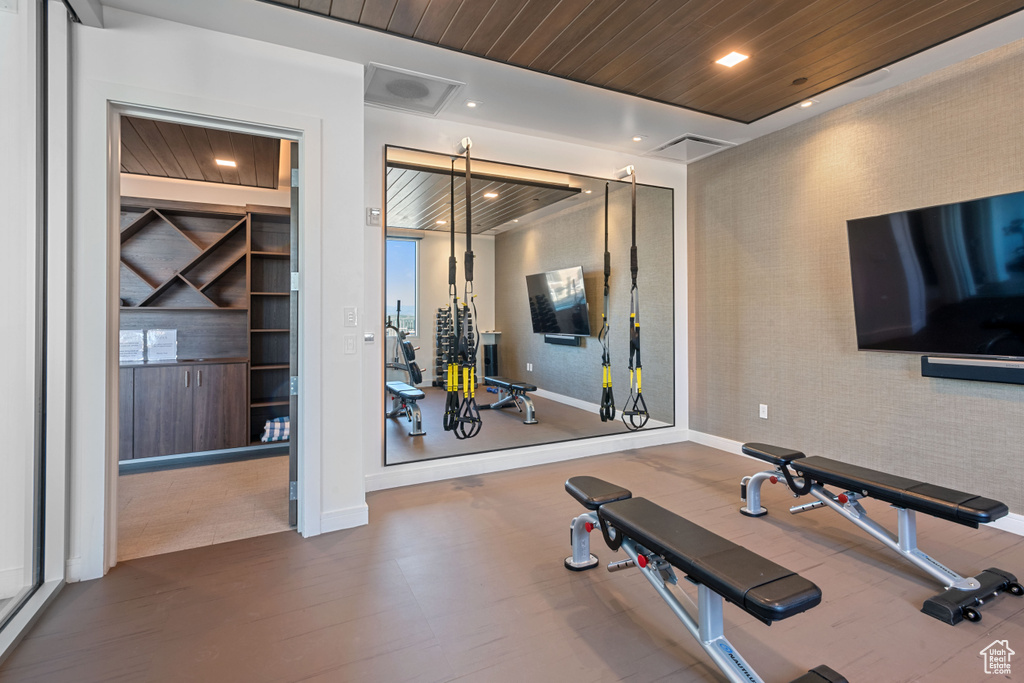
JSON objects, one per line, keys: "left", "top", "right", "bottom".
{"left": 741, "top": 465, "right": 1022, "bottom": 623}
{"left": 385, "top": 387, "right": 425, "bottom": 436}
{"left": 567, "top": 510, "right": 767, "bottom": 683}
{"left": 484, "top": 384, "right": 537, "bottom": 424}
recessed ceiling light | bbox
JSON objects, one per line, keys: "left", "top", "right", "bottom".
{"left": 513, "top": 219, "right": 519, "bottom": 223}
{"left": 436, "top": 219, "right": 447, "bottom": 225}
{"left": 215, "top": 159, "right": 236, "bottom": 167}
{"left": 632, "top": 135, "right": 645, "bottom": 142}
{"left": 484, "top": 192, "right": 498, "bottom": 198}
{"left": 465, "top": 100, "right": 481, "bottom": 108}
{"left": 716, "top": 51, "right": 749, "bottom": 67}
{"left": 799, "top": 99, "right": 817, "bottom": 108}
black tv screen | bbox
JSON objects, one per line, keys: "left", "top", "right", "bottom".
{"left": 847, "top": 189, "right": 1024, "bottom": 358}
{"left": 526, "top": 266, "right": 591, "bottom": 336}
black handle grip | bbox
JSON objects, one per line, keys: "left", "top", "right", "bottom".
{"left": 630, "top": 245, "right": 638, "bottom": 278}
{"left": 448, "top": 256, "right": 457, "bottom": 285}
{"left": 465, "top": 251, "right": 474, "bottom": 282}
{"left": 604, "top": 252, "right": 611, "bottom": 278}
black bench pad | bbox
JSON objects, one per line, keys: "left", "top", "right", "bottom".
{"left": 485, "top": 376, "right": 537, "bottom": 392}
{"left": 743, "top": 442, "right": 806, "bottom": 465}
{"left": 565, "top": 476, "right": 632, "bottom": 510}
{"left": 793, "top": 456, "right": 1008, "bottom": 526}
{"left": 385, "top": 381, "right": 425, "bottom": 401}
{"left": 790, "top": 665, "right": 848, "bottom": 683}
{"left": 599, "top": 497, "right": 821, "bottom": 623}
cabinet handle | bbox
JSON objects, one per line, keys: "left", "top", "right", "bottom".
{"left": 185, "top": 370, "right": 190, "bottom": 388}
{"left": 197, "top": 370, "right": 202, "bottom": 387}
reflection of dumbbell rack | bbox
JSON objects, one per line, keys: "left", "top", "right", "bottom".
{"left": 433, "top": 307, "right": 452, "bottom": 388}
{"left": 432, "top": 305, "right": 475, "bottom": 388}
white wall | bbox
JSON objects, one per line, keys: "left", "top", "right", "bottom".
{"left": 364, "top": 108, "right": 690, "bottom": 490}
{"left": 69, "top": 8, "right": 366, "bottom": 581}
{"left": 0, "top": 0, "right": 39, "bottom": 600}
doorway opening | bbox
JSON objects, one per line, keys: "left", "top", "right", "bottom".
{"left": 114, "top": 113, "right": 300, "bottom": 561}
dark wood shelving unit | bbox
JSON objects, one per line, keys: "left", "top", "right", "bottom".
{"left": 119, "top": 199, "right": 293, "bottom": 457}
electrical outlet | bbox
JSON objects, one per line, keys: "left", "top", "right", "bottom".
{"left": 344, "top": 334, "right": 356, "bottom": 354}
{"left": 527, "top": 363, "right": 533, "bottom": 372}
{"left": 759, "top": 404, "right": 768, "bottom": 419}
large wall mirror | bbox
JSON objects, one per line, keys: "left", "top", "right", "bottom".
{"left": 384, "top": 145, "right": 674, "bottom": 465}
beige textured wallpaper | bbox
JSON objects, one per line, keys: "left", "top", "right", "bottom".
{"left": 689, "top": 39, "right": 1024, "bottom": 512}
{"left": 496, "top": 183, "right": 675, "bottom": 424}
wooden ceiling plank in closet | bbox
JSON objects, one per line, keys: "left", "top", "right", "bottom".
{"left": 128, "top": 118, "right": 187, "bottom": 179}
{"left": 229, "top": 132, "right": 259, "bottom": 187}
{"left": 153, "top": 120, "right": 206, "bottom": 182}
{"left": 206, "top": 128, "right": 242, "bottom": 185}
{"left": 252, "top": 136, "right": 281, "bottom": 189}
{"left": 120, "top": 118, "right": 169, "bottom": 177}
{"left": 120, "top": 145, "right": 148, "bottom": 176}
{"left": 180, "top": 124, "right": 224, "bottom": 183}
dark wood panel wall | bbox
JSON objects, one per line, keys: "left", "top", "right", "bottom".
{"left": 274, "top": 0, "right": 1024, "bottom": 122}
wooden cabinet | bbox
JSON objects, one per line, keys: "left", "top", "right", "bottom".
{"left": 122, "top": 361, "right": 247, "bottom": 460}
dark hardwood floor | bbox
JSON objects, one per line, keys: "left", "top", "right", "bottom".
{"left": 3, "top": 442, "right": 1022, "bottom": 682}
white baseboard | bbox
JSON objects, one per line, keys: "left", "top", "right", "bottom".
{"left": 533, "top": 388, "right": 670, "bottom": 428}
{"left": 688, "top": 431, "right": 1024, "bottom": 537}
{"left": 366, "top": 426, "right": 690, "bottom": 492}
{"left": 319, "top": 504, "right": 369, "bottom": 535}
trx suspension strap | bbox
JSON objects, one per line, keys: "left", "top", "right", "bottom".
{"left": 620, "top": 166, "right": 649, "bottom": 431}
{"left": 598, "top": 182, "right": 615, "bottom": 422}
{"left": 454, "top": 137, "right": 482, "bottom": 439}
{"left": 442, "top": 158, "right": 460, "bottom": 432}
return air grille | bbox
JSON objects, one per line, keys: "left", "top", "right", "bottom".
{"left": 647, "top": 134, "right": 735, "bottom": 163}
{"left": 364, "top": 63, "right": 464, "bottom": 117}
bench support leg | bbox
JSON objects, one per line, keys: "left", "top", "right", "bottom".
{"left": 519, "top": 394, "right": 537, "bottom": 424}
{"left": 740, "top": 471, "right": 774, "bottom": 517}
{"left": 620, "top": 538, "right": 765, "bottom": 683}
{"left": 564, "top": 512, "right": 599, "bottom": 571}
{"left": 484, "top": 389, "right": 538, "bottom": 424}
{"left": 806, "top": 485, "right": 978, "bottom": 591}
{"left": 407, "top": 400, "right": 425, "bottom": 437}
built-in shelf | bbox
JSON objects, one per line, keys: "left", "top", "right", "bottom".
{"left": 251, "top": 251, "right": 289, "bottom": 258}
{"left": 251, "top": 292, "right": 289, "bottom": 296}
{"left": 251, "top": 398, "right": 290, "bottom": 408}
{"left": 251, "top": 364, "right": 289, "bottom": 371}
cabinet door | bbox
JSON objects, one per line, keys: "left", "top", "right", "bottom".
{"left": 193, "top": 363, "right": 248, "bottom": 452}
{"left": 133, "top": 365, "right": 194, "bottom": 458}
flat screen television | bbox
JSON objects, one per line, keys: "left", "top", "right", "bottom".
{"left": 526, "top": 266, "right": 591, "bottom": 336}
{"left": 847, "top": 189, "right": 1024, "bottom": 358}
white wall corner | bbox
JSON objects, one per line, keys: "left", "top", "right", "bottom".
{"left": 988, "top": 513, "right": 1024, "bottom": 538}
{"left": 319, "top": 504, "right": 370, "bottom": 535}
{"left": 66, "top": 0, "right": 104, "bottom": 28}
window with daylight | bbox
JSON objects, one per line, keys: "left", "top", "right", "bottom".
{"left": 385, "top": 238, "right": 417, "bottom": 336}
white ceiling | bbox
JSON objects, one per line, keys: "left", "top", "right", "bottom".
{"left": 99, "top": 0, "right": 1024, "bottom": 161}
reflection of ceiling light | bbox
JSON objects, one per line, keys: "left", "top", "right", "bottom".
{"left": 584, "top": 190, "right": 592, "bottom": 194}
{"left": 484, "top": 192, "right": 498, "bottom": 198}
{"left": 799, "top": 99, "right": 817, "bottom": 108}
{"left": 513, "top": 219, "right": 519, "bottom": 223}
{"left": 215, "top": 159, "right": 236, "bottom": 167}
{"left": 465, "top": 100, "right": 481, "bottom": 108}
{"left": 716, "top": 51, "right": 748, "bottom": 67}
{"left": 436, "top": 219, "right": 447, "bottom": 224}
{"left": 632, "top": 136, "right": 645, "bottom": 142}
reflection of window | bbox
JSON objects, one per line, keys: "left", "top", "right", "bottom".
{"left": 386, "top": 238, "right": 417, "bottom": 336}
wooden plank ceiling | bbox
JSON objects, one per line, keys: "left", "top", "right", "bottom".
{"left": 268, "top": 0, "right": 1024, "bottom": 123}
{"left": 387, "top": 163, "right": 581, "bottom": 232}
{"left": 120, "top": 116, "right": 281, "bottom": 188}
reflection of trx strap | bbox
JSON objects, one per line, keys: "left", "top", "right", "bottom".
{"left": 621, "top": 166, "right": 649, "bottom": 431}
{"left": 443, "top": 158, "right": 461, "bottom": 432}
{"left": 454, "top": 137, "right": 481, "bottom": 440}
{"left": 598, "top": 183, "right": 615, "bottom": 422}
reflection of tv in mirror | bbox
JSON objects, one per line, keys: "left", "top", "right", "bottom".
{"left": 526, "top": 266, "right": 591, "bottom": 336}
{"left": 847, "top": 189, "right": 1024, "bottom": 358}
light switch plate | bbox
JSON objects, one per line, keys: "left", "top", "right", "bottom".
{"left": 343, "top": 307, "right": 357, "bottom": 327}
{"left": 366, "top": 207, "right": 381, "bottom": 226}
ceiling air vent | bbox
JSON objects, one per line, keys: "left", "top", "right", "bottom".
{"left": 647, "top": 134, "right": 735, "bottom": 164}
{"left": 364, "top": 63, "right": 465, "bottom": 117}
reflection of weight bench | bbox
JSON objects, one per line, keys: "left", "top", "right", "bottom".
{"left": 479, "top": 376, "right": 537, "bottom": 424}
{"left": 385, "top": 381, "right": 425, "bottom": 436}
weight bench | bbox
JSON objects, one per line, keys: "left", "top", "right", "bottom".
{"left": 385, "top": 381, "right": 425, "bottom": 436}
{"left": 740, "top": 442, "right": 1023, "bottom": 624}
{"left": 478, "top": 376, "right": 538, "bottom": 424}
{"left": 564, "top": 476, "right": 846, "bottom": 683}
